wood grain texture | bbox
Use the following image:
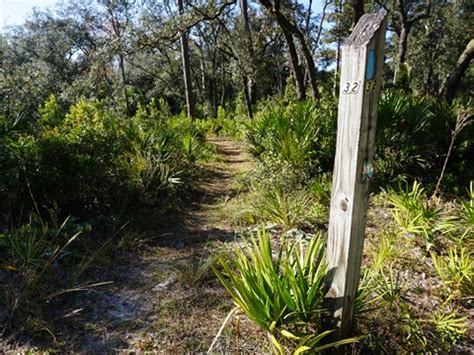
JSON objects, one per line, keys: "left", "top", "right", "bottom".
{"left": 325, "top": 10, "right": 388, "bottom": 339}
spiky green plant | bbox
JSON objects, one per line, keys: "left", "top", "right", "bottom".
{"left": 431, "top": 246, "right": 473, "bottom": 297}
{"left": 213, "top": 229, "right": 357, "bottom": 353}
{"left": 429, "top": 309, "right": 467, "bottom": 349}
{"left": 248, "top": 187, "right": 312, "bottom": 229}
{"left": 438, "top": 181, "right": 474, "bottom": 244}
{"left": 388, "top": 181, "right": 442, "bottom": 250}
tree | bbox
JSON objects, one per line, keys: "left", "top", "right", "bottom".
{"left": 440, "top": 39, "right": 474, "bottom": 104}
{"left": 177, "top": 0, "right": 195, "bottom": 118}
{"left": 380, "top": 0, "right": 432, "bottom": 83}
{"left": 101, "top": 0, "right": 135, "bottom": 115}
{"left": 259, "top": 0, "right": 319, "bottom": 100}
{"left": 348, "top": 0, "right": 364, "bottom": 28}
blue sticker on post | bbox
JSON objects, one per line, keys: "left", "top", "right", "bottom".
{"left": 366, "top": 49, "right": 376, "bottom": 80}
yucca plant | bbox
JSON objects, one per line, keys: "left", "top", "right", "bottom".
{"left": 7, "top": 213, "right": 81, "bottom": 268}
{"left": 181, "top": 131, "right": 203, "bottom": 164}
{"left": 213, "top": 229, "right": 357, "bottom": 353}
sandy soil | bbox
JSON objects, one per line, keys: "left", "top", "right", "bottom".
{"left": 23, "top": 138, "right": 267, "bottom": 353}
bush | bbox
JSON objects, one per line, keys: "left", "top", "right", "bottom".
{"left": 0, "top": 97, "right": 208, "bottom": 219}
{"left": 374, "top": 92, "right": 473, "bottom": 191}
{"left": 388, "top": 181, "right": 442, "bottom": 250}
{"left": 246, "top": 98, "right": 337, "bottom": 178}
{"left": 213, "top": 229, "right": 356, "bottom": 352}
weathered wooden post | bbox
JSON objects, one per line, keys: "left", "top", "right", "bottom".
{"left": 325, "top": 10, "right": 388, "bottom": 340}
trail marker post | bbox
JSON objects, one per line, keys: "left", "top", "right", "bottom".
{"left": 325, "top": 10, "right": 388, "bottom": 340}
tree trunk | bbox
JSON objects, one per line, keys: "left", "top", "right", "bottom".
{"left": 259, "top": 0, "right": 319, "bottom": 100}
{"left": 394, "top": 26, "right": 409, "bottom": 83}
{"left": 177, "top": 0, "right": 195, "bottom": 118}
{"left": 240, "top": 0, "right": 257, "bottom": 107}
{"left": 242, "top": 76, "right": 253, "bottom": 118}
{"left": 220, "top": 61, "right": 226, "bottom": 107}
{"left": 440, "top": 39, "right": 474, "bottom": 104}
{"left": 118, "top": 53, "right": 131, "bottom": 116}
{"left": 393, "top": 0, "right": 430, "bottom": 84}
{"left": 283, "top": 31, "right": 306, "bottom": 101}
{"left": 293, "top": 30, "right": 320, "bottom": 100}
{"left": 348, "top": 0, "right": 364, "bottom": 28}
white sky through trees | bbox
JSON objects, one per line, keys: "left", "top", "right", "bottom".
{"left": 0, "top": 0, "right": 325, "bottom": 33}
{"left": 0, "top": 0, "right": 57, "bottom": 31}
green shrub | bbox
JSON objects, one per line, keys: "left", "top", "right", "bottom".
{"left": 0, "top": 97, "right": 209, "bottom": 219}
{"left": 244, "top": 187, "right": 313, "bottom": 230}
{"left": 431, "top": 246, "right": 473, "bottom": 298}
{"left": 374, "top": 92, "right": 474, "bottom": 191}
{"left": 429, "top": 309, "right": 468, "bottom": 350}
{"left": 388, "top": 181, "right": 442, "bottom": 250}
{"left": 375, "top": 91, "right": 434, "bottom": 186}
{"left": 438, "top": 181, "right": 474, "bottom": 244}
{"left": 213, "top": 229, "right": 356, "bottom": 352}
{"left": 246, "top": 98, "right": 336, "bottom": 177}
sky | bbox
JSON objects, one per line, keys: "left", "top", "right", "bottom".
{"left": 0, "top": 0, "right": 324, "bottom": 33}
{"left": 0, "top": 0, "right": 57, "bottom": 31}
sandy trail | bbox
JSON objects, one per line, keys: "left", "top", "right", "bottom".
{"left": 58, "top": 138, "right": 261, "bottom": 353}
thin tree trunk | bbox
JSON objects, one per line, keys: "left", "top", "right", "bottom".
{"left": 211, "top": 79, "right": 217, "bottom": 117}
{"left": 296, "top": 32, "right": 319, "bottom": 100}
{"left": 177, "top": 0, "right": 195, "bottom": 118}
{"left": 242, "top": 76, "right": 253, "bottom": 118}
{"left": 240, "top": 0, "right": 257, "bottom": 105}
{"left": 118, "top": 53, "right": 131, "bottom": 116}
{"left": 220, "top": 62, "right": 226, "bottom": 107}
{"left": 211, "top": 53, "right": 218, "bottom": 117}
{"left": 393, "top": 0, "right": 431, "bottom": 84}
{"left": 259, "top": 0, "right": 319, "bottom": 100}
{"left": 283, "top": 31, "right": 306, "bottom": 101}
{"left": 440, "top": 39, "right": 474, "bottom": 104}
{"left": 394, "top": 26, "right": 409, "bottom": 83}
{"left": 198, "top": 45, "right": 206, "bottom": 94}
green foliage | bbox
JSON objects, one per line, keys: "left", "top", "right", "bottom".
{"left": 245, "top": 187, "right": 312, "bottom": 229}
{"left": 0, "top": 97, "right": 208, "bottom": 216}
{"left": 438, "top": 181, "right": 474, "bottom": 243}
{"left": 0, "top": 210, "right": 86, "bottom": 328}
{"left": 195, "top": 108, "right": 249, "bottom": 140}
{"left": 38, "top": 95, "right": 64, "bottom": 128}
{"left": 375, "top": 92, "right": 474, "bottom": 190}
{"left": 394, "top": 64, "right": 411, "bottom": 92}
{"left": 428, "top": 309, "right": 468, "bottom": 350}
{"left": 388, "top": 181, "right": 442, "bottom": 249}
{"left": 431, "top": 246, "right": 473, "bottom": 298}
{"left": 213, "top": 229, "right": 356, "bottom": 352}
{"left": 246, "top": 98, "right": 337, "bottom": 177}
{"left": 375, "top": 91, "right": 434, "bottom": 185}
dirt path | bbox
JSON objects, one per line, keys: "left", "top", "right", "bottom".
{"left": 157, "top": 137, "right": 252, "bottom": 244}
{"left": 54, "top": 138, "right": 265, "bottom": 353}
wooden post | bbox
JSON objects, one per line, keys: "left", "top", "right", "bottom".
{"left": 325, "top": 10, "right": 387, "bottom": 340}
